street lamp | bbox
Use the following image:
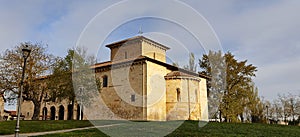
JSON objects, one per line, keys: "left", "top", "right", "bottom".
{"left": 15, "top": 45, "right": 31, "bottom": 137}
{"left": 43, "top": 93, "right": 48, "bottom": 120}
{"left": 78, "top": 87, "right": 84, "bottom": 120}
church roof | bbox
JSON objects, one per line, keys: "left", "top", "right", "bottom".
{"left": 105, "top": 36, "right": 170, "bottom": 50}
{"left": 92, "top": 56, "right": 209, "bottom": 79}
{"left": 165, "top": 71, "right": 194, "bottom": 77}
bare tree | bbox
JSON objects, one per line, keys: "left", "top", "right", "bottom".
{"left": 0, "top": 42, "right": 55, "bottom": 120}
{"left": 271, "top": 99, "right": 283, "bottom": 121}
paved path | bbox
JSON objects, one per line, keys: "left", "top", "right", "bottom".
{"left": 1, "top": 124, "right": 121, "bottom": 137}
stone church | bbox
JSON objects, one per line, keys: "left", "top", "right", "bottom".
{"left": 17, "top": 36, "right": 208, "bottom": 121}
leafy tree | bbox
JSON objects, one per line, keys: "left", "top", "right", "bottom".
{"left": 199, "top": 50, "right": 226, "bottom": 120}
{"left": 199, "top": 51, "right": 258, "bottom": 122}
{"left": 244, "top": 84, "right": 264, "bottom": 123}
{"left": 184, "top": 53, "right": 197, "bottom": 72}
{"left": 0, "top": 43, "right": 55, "bottom": 120}
{"left": 47, "top": 47, "right": 99, "bottom": 119}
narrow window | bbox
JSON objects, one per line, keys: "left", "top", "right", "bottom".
{"left": 176, "top": 88, "right": 181, "bottom": 102}
{"left": 131, "top": 94, "right": 136, "bottom": 102}
{"left": 103, "top": 75, "right": 108, "bottom": 87}
{"left": 125, "top": 52, "right": 128, "bottom": 59}
{"left": 153, "top": 53, "right": 156, "bottom": 59}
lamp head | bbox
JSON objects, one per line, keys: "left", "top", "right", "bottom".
{"left": 22, "top": 45, "right": 31, "bottom": 59}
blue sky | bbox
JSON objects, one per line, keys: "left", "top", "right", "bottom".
{"left": 1, "top": 0, "right": 300, "bottom": 108}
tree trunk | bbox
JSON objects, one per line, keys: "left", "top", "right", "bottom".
{"left": 32, "top": 101, "right": 41, "bottom": 120}
{"left": 240, "top": 113, "right": 244, "bottom": 123}
{"left": 219, "top": 110, "right": 222, "bottom": 122}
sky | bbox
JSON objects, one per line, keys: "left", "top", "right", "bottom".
{"left": 1, "top": 0, "right": 300, "bottom": 105}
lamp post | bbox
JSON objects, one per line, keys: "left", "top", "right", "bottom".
{"left": 43, "top": 93, "right": 48, "bottom": 120}
{"left": 15, "top": 45, "right": 31, "bottom": 137}
{"left": 78, "top": 87, "right": 84, "bottom": 120}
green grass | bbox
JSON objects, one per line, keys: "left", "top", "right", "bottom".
{"left": 1, "top": 120, "right": 300, "bottom": 137}
{"left": 167, "top": 121, "right": 300, "bottom": 137}
{"left": 0, "top": 120, "right": 92, "bottom": 135}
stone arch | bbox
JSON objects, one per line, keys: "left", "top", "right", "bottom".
{"left": 67, "top": 104, "right": 73, "bottom": 120}
{"left": 50, "top": 106, "right": 56, "bottom": 120}
{"left": 77, "top": 104, "right": 83, "bottom": 120}
{"left": 58, "top": 105, "right": 65, "bottom": 120}
{"left": 42, "top": 107, "right": 48, "bottom": 120}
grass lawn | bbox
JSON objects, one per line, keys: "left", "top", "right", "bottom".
{"left": 167, "top": 121, "right": 300, "bottom": 137}
{"left": 0, "top": 120, "right": 92, "bottom": 135}
{"left": 1, "top": 120, "right": 300, "bottom": 137}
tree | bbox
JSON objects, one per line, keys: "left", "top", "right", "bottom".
{"left": 270, "top": 99, "right": 283, "bottom": 121}
{"left": 199, "top": 51, "right": 258, "bottom": 122}
{"left": 245, "top": 84, "right": 264, "bottom": 123}
{"left": 277, "top": 93, "right": 300, "bottom": 125}
{"left": 172, "top": 62, "right": 179, "bottom": 67}
{"left": 0, "top": 42, "right": 55, "bottom": 120}
{"left": 184, "top": 53, "right": 197, "bottom": 72}
{"left": 47, "top": 47, "right": 99, "bottom": 119}
{"left": 199, "top": 50, "right": 226, "bottom": 120}
{"left": 278, "top": 94, "right": 291, "bottom": 122}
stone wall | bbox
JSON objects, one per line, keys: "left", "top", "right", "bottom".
{"left": 142, "top": 41, "right": 167, "bottom": 63}
{"left": 145, "top": 61, "right": 167, "bottom": 121}
{"left": 165, "top": 77, "right": 202, "bottom": 120}
{"left": 96, "top": 61, "right": 145, "bottom": 120}
{"left": 110, "top": 41, "right": 142, "bottom": 62}
{"left": 199, "top": 77, "right": 208, "bottom": 121}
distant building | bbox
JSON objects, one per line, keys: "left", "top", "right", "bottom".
{"left": 19, "top": 36, "right": 208, "bottom": 121}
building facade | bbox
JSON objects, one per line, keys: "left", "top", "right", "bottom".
{"left": 91, "top": 36, "right": 208, "bottom": 121}
{"left": 17, "top": 36, "right": 208, "bottom": 121}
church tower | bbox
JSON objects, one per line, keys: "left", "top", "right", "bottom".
{"left": 106, "top": 36, "right": 170, "bottom": 63}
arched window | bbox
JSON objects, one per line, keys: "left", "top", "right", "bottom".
{"left": 50, "top": 106, "right": 56, "bottom": 120}
{"left": 103, "top": 75, "right": 108, "bottom": 87}
{"left": 176, "top": 88, "right": 181, "bottom": 102}
{"left": 58, "top": 105, "right": 64, "bottom": 120}
{"left": 67, "top": 104, "right": 73, "bottom": 120}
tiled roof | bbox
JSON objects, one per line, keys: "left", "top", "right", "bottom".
{"left": 105, "top": 36, "right": 170, "bottom": 50}
{"left": 165, "top": 71, "right": 194, "bottom": 77}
